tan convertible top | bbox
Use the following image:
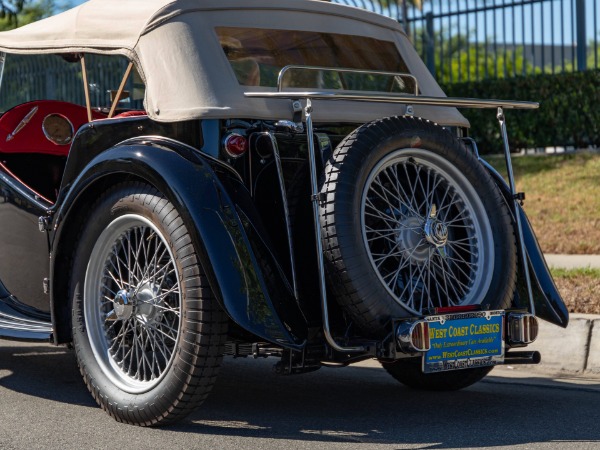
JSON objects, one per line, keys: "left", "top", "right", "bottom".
{"left": 0, "top": 0, "right": 469, "bottom": 126}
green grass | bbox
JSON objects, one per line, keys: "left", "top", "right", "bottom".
{"left": 483, "top": 151, "right": 600, "bottom": 254}
{"left": 550, "top": 267, "right": 600, "bottom": 279}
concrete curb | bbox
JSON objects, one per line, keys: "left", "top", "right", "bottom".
{"left": 528, "top": 254, "right": 600, "bottom": 376}
{"left": 521, "top": 314, "right": 600, "bottom": 375}
{"left": 544, "top": 254, "right": 600, "bottom": 269}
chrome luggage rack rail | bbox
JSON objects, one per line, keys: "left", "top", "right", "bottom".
{"left": 245, "top": 65, "right": 539, "bottom": 110}
{"left": 245, "top": 65, "right": 539, "bottom": 354}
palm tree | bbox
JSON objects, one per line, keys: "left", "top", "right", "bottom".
{"left": 400, "top": 0, "right": 423, "bottom": 36}
{"left": 0, "top": 1, "right": 25, "bottom": 24}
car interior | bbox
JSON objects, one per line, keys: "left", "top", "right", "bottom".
{"left": 0, "top": 54, "right": 145, "bottom": 203}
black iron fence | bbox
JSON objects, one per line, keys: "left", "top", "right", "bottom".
{"left": 0, "top": 53, "right": 143, "bottom": 112}
{"left": 334, "top": 0, "right": 599, "bottom": 84}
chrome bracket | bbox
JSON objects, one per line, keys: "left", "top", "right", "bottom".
{"left": 497, "top": 107, "right": 535, "bottom": 316}
{"left": 405, "top": 104, "right": 414, "bottom": 116}
{"left": 304, "top": 98, "right": 365, "bottom": 353}
{"left": 291, "top": 99, "right": 303, "bottom": 124}
{"left": 38, "top": 216, "right": 51, "bottom": 232}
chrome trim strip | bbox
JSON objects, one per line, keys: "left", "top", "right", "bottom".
{"left": 0, "top": 313, "right": 52, "bottom": 332}
{"left": 6, "top": 106, "right": 38, "bottom": 142}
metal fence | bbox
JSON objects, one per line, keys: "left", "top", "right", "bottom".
{"left": 334, "top": 0, "right": 600, "bottom": 84}
{"left": 0, "top": 53, "right": 142, "bottom": 112}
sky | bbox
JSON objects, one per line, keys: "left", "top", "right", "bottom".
{"left": 66, "top": 0, "right": 599, "bottom": 45}
{"left": 338, "top": 1, "right": 600, "bottom": 47}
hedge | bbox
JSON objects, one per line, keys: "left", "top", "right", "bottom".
{"left": 440, "top": 70, "right": 600, "bottom": 154}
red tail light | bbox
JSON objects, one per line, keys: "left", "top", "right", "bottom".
{"left": 223, "top": 133, "right": 248, "bottom": 158}
{"left": 434, "top": 305, "right": 480, "bottom": 314}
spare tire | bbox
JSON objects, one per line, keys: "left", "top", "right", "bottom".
{"left": 320, "top": 116, "right": 516, "bottom": 336}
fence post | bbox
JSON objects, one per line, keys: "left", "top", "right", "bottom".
{"left": 576, "top": 0, "right": 587, "bottom": 71}
{"left": 425, "top": 12, "right": 435, "bottom": 76}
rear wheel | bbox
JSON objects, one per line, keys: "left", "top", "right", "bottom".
{"left": 321, "top": 116, "right": 517, "bottom": 333}
{"left": 70, "top": 182, "right": 227, "bottom": 426}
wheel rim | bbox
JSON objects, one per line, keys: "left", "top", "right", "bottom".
{"left": 360, "top": 149, "right": 494, "bottom": 315}
{"left": 84, "top": 214, "right": 181, "bottom": 394}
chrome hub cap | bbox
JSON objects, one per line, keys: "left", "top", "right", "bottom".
{"left": 424, "top": 210, "right": 449, "bottom": 248}
{"left": 395, "top": 216, "right": 429, "bottom": 263}
{"left": 133, "top": 283, "right": 163, "bottom": 325}
{"left": 113, "top": 289, "right": 133, "bottom": 321}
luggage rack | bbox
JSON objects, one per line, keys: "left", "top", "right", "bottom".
{"left": 245, "top": 65, "right": 539, "bottom": 354}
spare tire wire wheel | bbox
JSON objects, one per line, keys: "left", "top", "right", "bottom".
{"left": 321, "top": 116, "right": 516, "bottom": 338}
{"left": 361, "top": 149, "right": 494, "bottom": 315}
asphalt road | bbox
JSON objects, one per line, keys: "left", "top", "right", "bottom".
{"left": 1, "top": 341, "right": 599, "bottom": 450}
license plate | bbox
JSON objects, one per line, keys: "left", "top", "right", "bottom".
{"left": 423, "top": 310, "right": 505, "bottom": 374}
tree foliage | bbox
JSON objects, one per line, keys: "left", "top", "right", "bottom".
{"left": 442, "top": 70, "right": 600, "bottom": 152}
{"left": 411, "top": 27, "right": 536, "bottom": 84}
{"left": 0, "top": 0, "right": 60, "bottom": 30}
{"left": 0, "top": 0, "right": 26, "bottom": 26}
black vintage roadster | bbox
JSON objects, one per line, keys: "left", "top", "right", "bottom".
{"left": 0, "top": 0, "right": 568, "bottom": 426}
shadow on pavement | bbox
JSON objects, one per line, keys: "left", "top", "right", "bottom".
{"left": 2, "top": 342, "right": 600, "bottom": 447}
{"left": 0, "top": 341, "right": 94, "bottom": 407}
{"left": 180, "top": 357, "right": 600, "bottom": 448}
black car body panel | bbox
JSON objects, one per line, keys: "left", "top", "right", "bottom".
{"left": 0, "top": 163, "right": 52, "bottom": 313}
{"left": 49, "top": 118, "right": 307, "bottom": 348}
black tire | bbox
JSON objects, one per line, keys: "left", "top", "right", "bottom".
{"left": 320, "top": 116, "right": 517, "bottom": 335}
{"left": 70, "top": 182, "right": 227, "bottom": 426}
{"left": 380, "top": 358, "right": 492, "bottom": 391}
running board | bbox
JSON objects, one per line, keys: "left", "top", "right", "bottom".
{"left": 0, "top": 300, "right": 52, "bottom": 342}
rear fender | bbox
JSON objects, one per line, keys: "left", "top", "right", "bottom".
{"left": 482, "top": 159, "right": 569, "bottom": 328}
{"left": 50, "top": 138, "right": 307, "bottom": 347}
{"left": 0, "top": 280, "right": 9, "bottom": 299}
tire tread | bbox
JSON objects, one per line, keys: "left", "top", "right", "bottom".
{"left": 71, "top": 181, "right": 227, "bottom": 426}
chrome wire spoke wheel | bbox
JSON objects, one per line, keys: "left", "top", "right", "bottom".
{"left": 84, "top": 214, "right": 181, "bottom": 394}
{"left": 360, "top": 148, "right": 494, "bottom": 315}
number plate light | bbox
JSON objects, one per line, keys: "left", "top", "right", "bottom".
{"left": 396, "top": 320, "right": 430, "bottom": 353}
{"left": 507, "top": 313, "right": 538, "bottom": 346}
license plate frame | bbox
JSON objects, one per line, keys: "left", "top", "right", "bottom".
{"left": 423, "top": 310, "right": 505, "bottom": 374}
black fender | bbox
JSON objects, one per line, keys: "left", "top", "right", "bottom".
{"left": 482, "top": 160, "right": 569, "bottom": 328}
{"left": 0, "top": 279, "right": 9, "bottom": 299}
{"left": 50, "top": 137, "right": 307, "bottom": 348}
